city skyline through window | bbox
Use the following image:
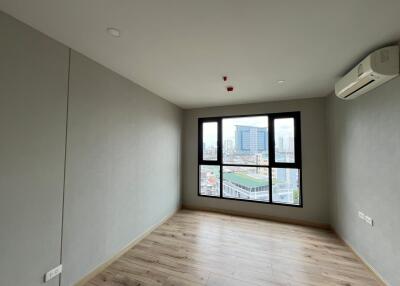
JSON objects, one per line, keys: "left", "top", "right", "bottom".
{"left": 223, "top": 116, "right": 268, "bottom": 165}
{"left": 199, "top": 112, "right": 302, "bottom": 207}
{"left": 202, "top": 122, "right": 218, "bottom": 161}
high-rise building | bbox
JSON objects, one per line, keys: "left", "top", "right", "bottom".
{"left": 235, "top": 125, "right": 268, "bottom": 154}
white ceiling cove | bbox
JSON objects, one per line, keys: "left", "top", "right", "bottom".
{"left": 1, "top": 0, "right": 400, "bottom": 108}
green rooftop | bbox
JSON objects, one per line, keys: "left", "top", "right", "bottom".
{"left": 223, "top": 172, "right": 267, "bottom": 188}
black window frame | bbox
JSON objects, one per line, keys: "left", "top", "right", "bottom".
{"left": 198, "top": 111, "right": 302, "bottom": 208}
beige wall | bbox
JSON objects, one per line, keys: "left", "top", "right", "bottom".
{"left": 182, "top": 98, "right": 329, "bottom": 225}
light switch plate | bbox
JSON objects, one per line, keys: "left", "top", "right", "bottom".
{"left": 44, "top": 264, "right": 62, "bottom": 282}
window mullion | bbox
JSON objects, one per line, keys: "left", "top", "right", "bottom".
{"left": 268, "top": 115, "right": 275, "bottom": 165}
{"left": 217, "top": 118, "right": 222, "bottom": 164}
{"left": 268, "top": 115, "right": 274, "bottom": 203}
{"left": 268, "top": 167, "right": 272, "bottom": 203}
{"left": 218, "top": 118, "right": 223, "bottom": 197}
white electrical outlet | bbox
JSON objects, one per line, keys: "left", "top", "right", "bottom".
{"left": 44, "top": 264, "right": 62, "bottom": 282}
{"left": 365, "top": 216, "right": 374, "bottom": 226}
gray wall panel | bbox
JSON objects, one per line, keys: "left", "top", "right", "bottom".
{"left": 0, "top": 11, "right": 182, "bottom": 286}
{"left": 327, "top": 77, "right": 400, "bottom": 285}
{"left": 0, "top": 11, "right": 69, "bottom": 286}
{"left": 61, "top": 51, "right": 182, "bottom": 286}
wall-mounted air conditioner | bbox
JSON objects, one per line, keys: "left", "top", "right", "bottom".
{"left": 335, "top": 45, "right": 399, "bottom": 100}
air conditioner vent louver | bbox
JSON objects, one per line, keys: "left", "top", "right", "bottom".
{"left": 335, "top": 45, "right": 399, "bottom": 100}
{"left": 344, "top": 79, "right": 375, "bottom": 99}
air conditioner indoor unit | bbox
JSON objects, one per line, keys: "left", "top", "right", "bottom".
{"left": 335, "top": 45, "right": 399, "bottom": 100}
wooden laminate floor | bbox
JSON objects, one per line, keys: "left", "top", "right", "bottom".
{"left": 85, "top": 210, "right": 382, "bottom": 286}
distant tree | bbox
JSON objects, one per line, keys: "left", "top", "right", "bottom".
{"left": 293, "top": 189, "right": 299, "bottom": 203}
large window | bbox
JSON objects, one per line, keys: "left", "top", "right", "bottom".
{"left": 198, "top": 112, "right": 302, "bottom": 207}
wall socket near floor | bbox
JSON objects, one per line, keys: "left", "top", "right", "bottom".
{"left": 358, "top": 211, "right": 373, "bottom": 226}
{"left": 44, "top": 264, "right": 62, "bottom": 282}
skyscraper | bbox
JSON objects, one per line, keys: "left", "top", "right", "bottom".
{"left": 235, "top": 125, "right": 268, "bottom": 154}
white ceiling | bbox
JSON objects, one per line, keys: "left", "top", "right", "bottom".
{"left": 1, "top": 1, "right": 400, "bottom": 108}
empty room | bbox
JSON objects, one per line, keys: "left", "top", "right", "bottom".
{"left": 1, "top": 1, "right": 399, "bottom": 285}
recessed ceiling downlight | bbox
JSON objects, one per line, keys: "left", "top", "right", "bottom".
{"left": 107, "top": 27, "right": 120, "bottom": 37}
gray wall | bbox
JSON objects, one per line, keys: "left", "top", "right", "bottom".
{"left": 327, "top": 77, "right": 400, "bottom": 286}
{"left": 61, "top": 51, "right": 182, "bottom": 286}
{"left": 0, "top": 11, "right": 69, "bottom": 286}
{"left": 0, "top": 11, "right": 182, "bottom": 286}
{"left": 182, "top": 98, "right": 329, "bottom": 225}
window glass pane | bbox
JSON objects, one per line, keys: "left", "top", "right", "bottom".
{"left": 272, "top": 168, "right": 300, "bottom": 205}
{"left": 274, "top": 118, "right": 295, "bottom": 163}
{"left": 223, "top": 116, "right": 268, "bottom": 165}
{"left": 223, "top": 166, "right": 269, "bottom": 202}
{"left": 199, "top": 165, "right": 220, "bottom": 196}
{"left": 202, "top": 122, "right": 218, "bottom": 161}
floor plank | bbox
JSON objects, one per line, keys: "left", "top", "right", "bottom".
{"left": 83, "top": 210, "right": 382, "bottom": 286}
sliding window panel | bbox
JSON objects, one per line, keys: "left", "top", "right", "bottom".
{"left": 272, "top": 168, "right": 300, "bottom": 205}
{"left": 199, "top": 165, "right": 220, "bottom": 197}
{"left": 222, "top": 116, "right": 269, "bottom": 165}
{"left": 223, "top": 166, "right": 269, "bottom": 202}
